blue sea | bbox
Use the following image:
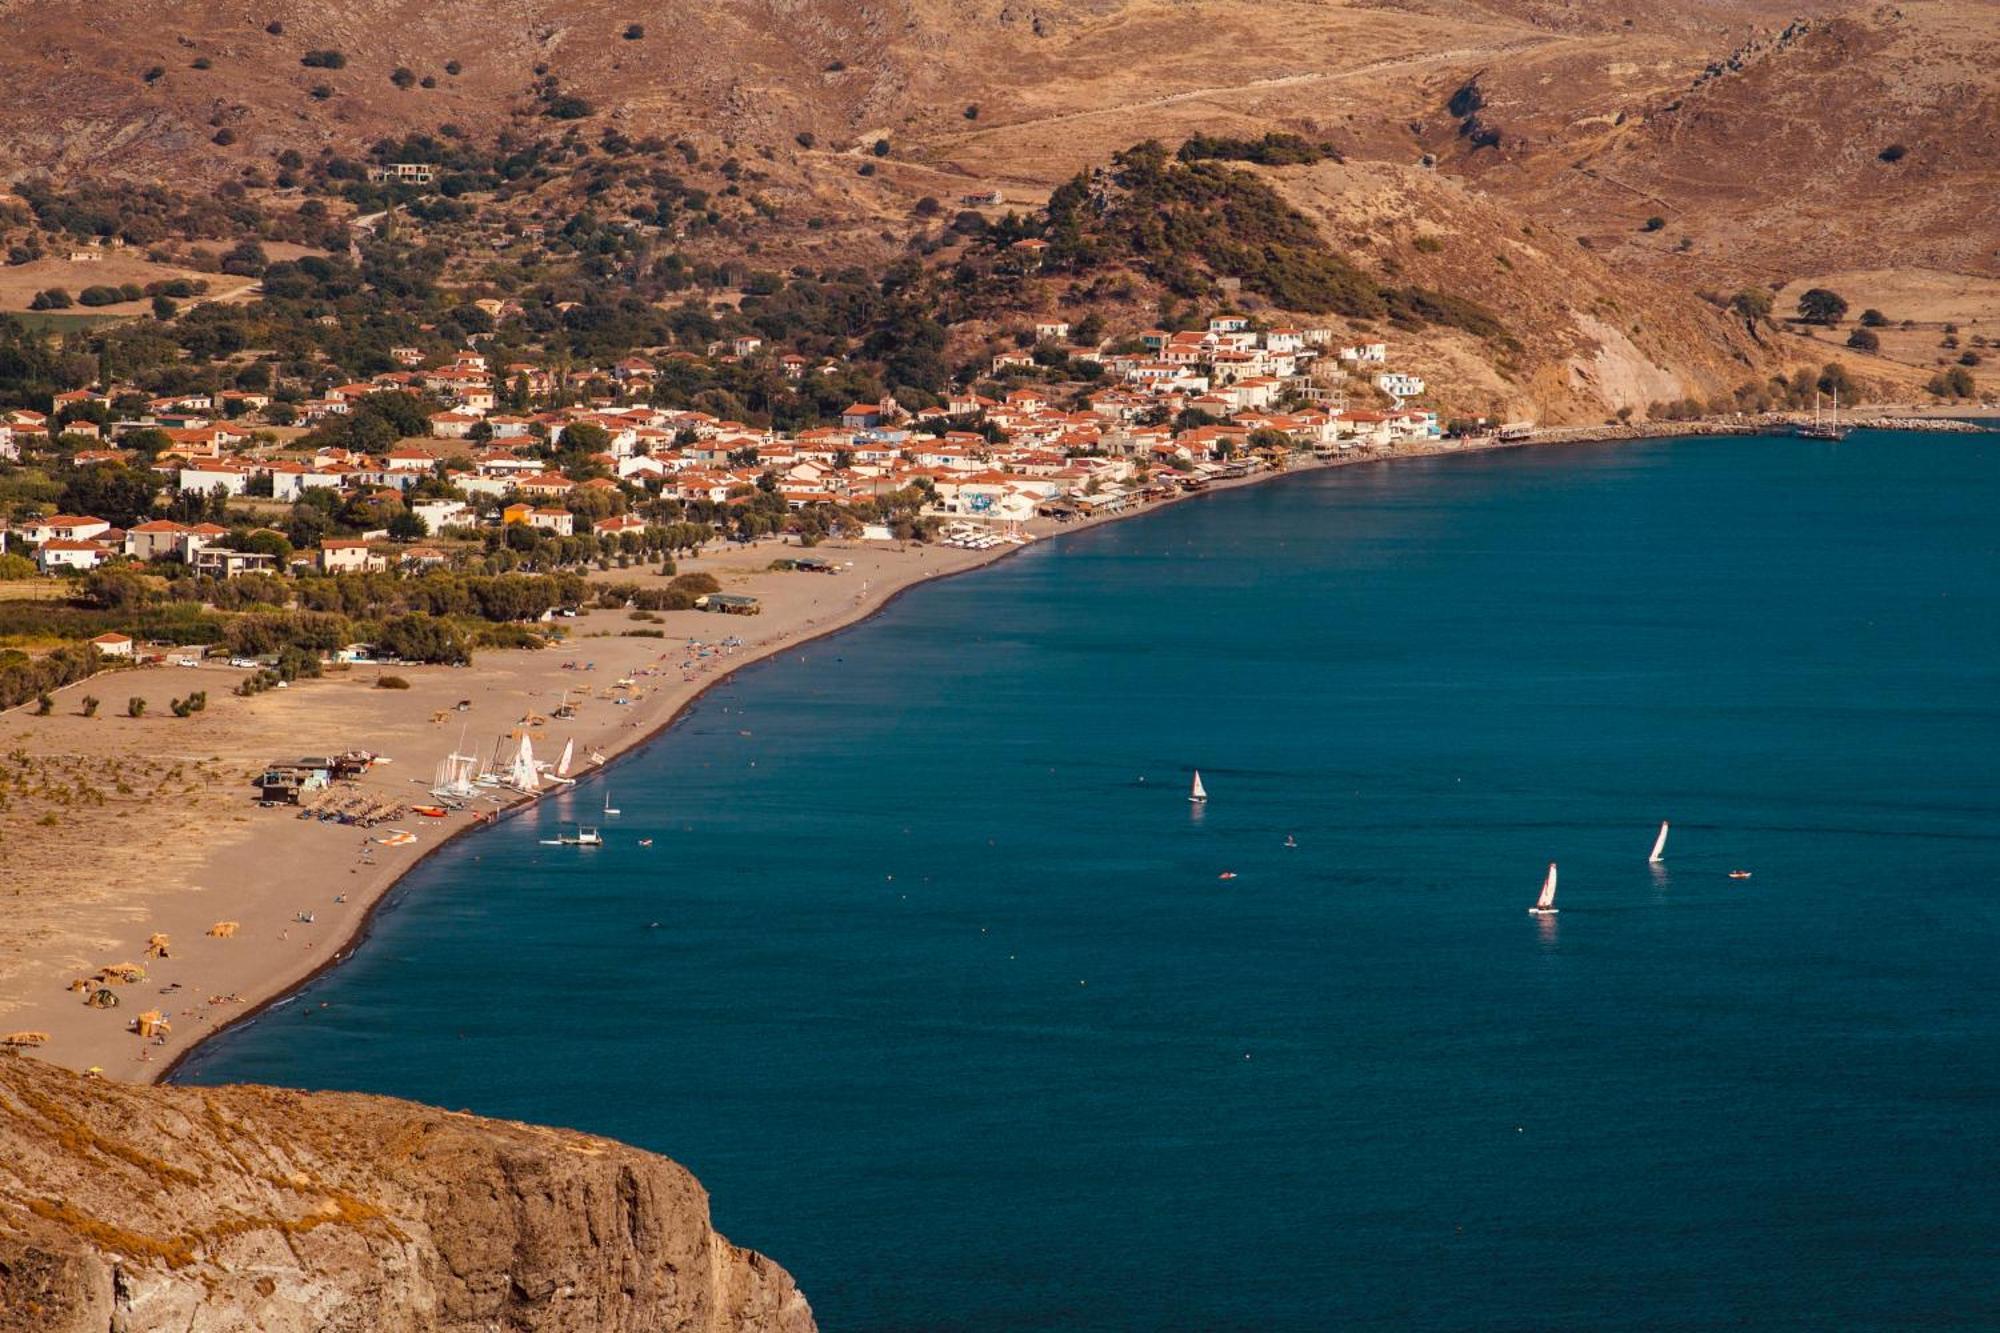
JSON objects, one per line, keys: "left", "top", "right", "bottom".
{"left": 178, "top": 432, "right": 2000, "bottom": 1331}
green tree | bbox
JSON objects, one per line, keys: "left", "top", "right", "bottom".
{"left": 1797, "top": 288, "right": 1849, "bottom": 325}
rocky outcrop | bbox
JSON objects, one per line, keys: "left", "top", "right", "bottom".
{"left": 0, "top": 1054, "right": 813, "bottom": 1333}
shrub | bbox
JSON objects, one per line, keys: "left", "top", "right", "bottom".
{"left": 964, "top": 104, "right": 980, "bottom": 119}
{"left": 623, "top": 22, "right": 645, "bottom": 39}
{"left": 1859, "top": 308, "right": 1887, "bottom": 327}
{"left": 34, "top": 693, "right": 52, "bottom": 716}
{"left": 309, "top": 84, "right": 334, "bottom": 100}
{"left": 77, "top": 285, "right": 123, "bottom": 306}
{"left": 265, "top": 20, "right": 284, "bottom": 35}
{"left": 143, "top": 65, "right": 166, "bottom": 83}
{"left": 127, "top": 697, "right": 147, "bottom": 718}
{"left": 795, "top": 131, "right": 816, "bottom": 149}
{"left": 545, "top": 94, "right": 593, "bottom": 119}
{"left": 1643, "top": 215, "right": 1666, "bottom": 232}
{"left": 1926, "top": 366, "right": 1976, "bottom": 397}
{"left": 376, "top": 674, "right": 412, "bottom": 689}
{"left": 81, "top": 695, "right": 100, "bottom": 717}
{"left": 1846, "top": 328, "right": 1880, "bottom": 352}
{"left": 301, "top": 49, "right": 346, "bottom": 69}
{"left": 192, "top": 57, "right": 212, "bottom": 70}
{"left": 445, "top": 59, "right": 461, "bottom": 74}
{"left": 212, "top": 128, "right": 236, "bottom": 146}
{"left": 390, "top": 66, "right": 416, "bottom": 88}
{"left": 1878, "top": 143, "right": 1907, "bottom": 163}
{"left": 30, "top": 287, "right": 72, "bottom": 310}
{"left": 872, "top": 138, "right": 890, "bottom": 157}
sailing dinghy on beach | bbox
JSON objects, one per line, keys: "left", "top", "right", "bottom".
{"left": 1529, "top": 863, "right": 1559, "bottom": 915}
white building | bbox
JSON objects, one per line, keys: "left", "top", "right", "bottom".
{"left": 1376, "top": 372, "right": 1426, "bottom": 402}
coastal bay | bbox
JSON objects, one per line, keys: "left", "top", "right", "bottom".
{"left": 173, "top": 431, "right": 2000, "bottom": 1330}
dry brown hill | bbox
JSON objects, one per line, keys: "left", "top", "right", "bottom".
{"left": 0, "top": 0, "right": 1991, "bottom": 408}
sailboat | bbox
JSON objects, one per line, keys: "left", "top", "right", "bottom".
{"left": 1648, "top": 821, "right": 1669, "bottom": 864}
{"left": 603, "top": 788, "right": 620, "bottom": 817}
{"left": 507, "top": 734, "right": 540, "bottom": 793}
{"left": 1189, "top": 771, "right": 1208, "bottom": 805}
{"left": 1796, "top": 386, "right": 1849, "bottom": 441}
{"left": 431, "top": 725, "right": 481, "bottom": 800}
{"left": 1528, "top": 862, "right": 1559, "bottom": 915}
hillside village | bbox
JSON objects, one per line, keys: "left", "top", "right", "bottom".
{"left": 0, "top": 313, "right": 1445, "bottom": 585}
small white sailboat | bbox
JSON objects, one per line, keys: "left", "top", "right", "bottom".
{"left": 507, "top": 734, "right": 540, "bottom": 794}
{"left": 1649, "top": 821, "right": 1669, "bottom": 864}
{"left": 555, "top": 738, "right": 575, "bottom": 780}
{"left": 1529, "top": 862, "right": 1559, "bottom": 915}
{"left": 1189, "top": 771, "right": 1208, "bottom": 804}
{"left": 603, "top": 788, "right": 620, "bottom": 817}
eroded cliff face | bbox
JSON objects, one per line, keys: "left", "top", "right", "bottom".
{"left": 0, "top": 1054, "right": 813, "bottom": 1333}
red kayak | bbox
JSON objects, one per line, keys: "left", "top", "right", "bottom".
{"left": 412, "top": 805, "right": 449, "bottom": 818}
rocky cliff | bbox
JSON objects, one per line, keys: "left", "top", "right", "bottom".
{"left": 0, "top": 1053, "right": 814, "bottom": 1333}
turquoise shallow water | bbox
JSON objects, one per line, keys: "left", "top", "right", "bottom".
{"left": 179, "top": 433, "right": 2000, "bottom": 1330}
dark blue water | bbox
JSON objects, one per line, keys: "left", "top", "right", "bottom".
{"left": 180, "top": 433, "right": 2000, "bottom": 1330}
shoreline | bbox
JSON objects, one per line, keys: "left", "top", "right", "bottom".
{"left": 5, "top": 421, "right": 1976, "bottom": 1086}
{"left": 131, "top": 445, "right": 1377, "bottom": 1085}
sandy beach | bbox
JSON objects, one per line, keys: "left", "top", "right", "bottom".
{"left": 2, "top": 447, "right": 1434, "bottom": 1082}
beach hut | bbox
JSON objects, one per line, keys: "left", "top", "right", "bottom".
{"left": 2, "top": 1031, "right": 49, "bottom": 1047}
{"left": 134, "top": 1010, "right": 171, "bottom": 1038}
{"left": 144, "top": 933, "right": 171, "bottom": 959}
{"left": 207, "top": 921, "right": 240, "bottom": 938}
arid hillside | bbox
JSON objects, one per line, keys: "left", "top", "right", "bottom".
{"left": 0, "top": 1052, "right": 814, "bottom": 1333}
{"left": 4, "top": 1, "right": 1992, "bottom": 276}
{"left": 0, "top": 0, "right": 1991, "bottom": 411}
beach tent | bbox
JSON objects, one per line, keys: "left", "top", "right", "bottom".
{"left": 207, "top": 921, "right": 240, "bottom": 938}
{"left": 145, "top": 933, "right": 171, "bottom": 959}
{"left": 85, "top": 988, "right": 119, "bottom": 1009}
{"left": 2, "top": 1031, "right": 48, "bottom": 1047}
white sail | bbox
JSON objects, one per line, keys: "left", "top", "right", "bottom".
{"left": 1189, "top": 770, "right": 1207, "bottom": 803}
{"left": 509, "top": 734, "right": 538, "bottom": 792}
{"left": 1531, "top": 862, "right": 1558, "bottom": 913}
{"left": 603, "top": 788, "right": 620, "bottom": 816}
{"left": 555, "top": 738, "right": 575, "bottom": 779}
{"left": 1649, "top": 821, "right": 1669, "bottom": 864}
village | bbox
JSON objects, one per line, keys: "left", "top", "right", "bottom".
{"left": 0, "top": 311, "right": 1447, "bottom": 585}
